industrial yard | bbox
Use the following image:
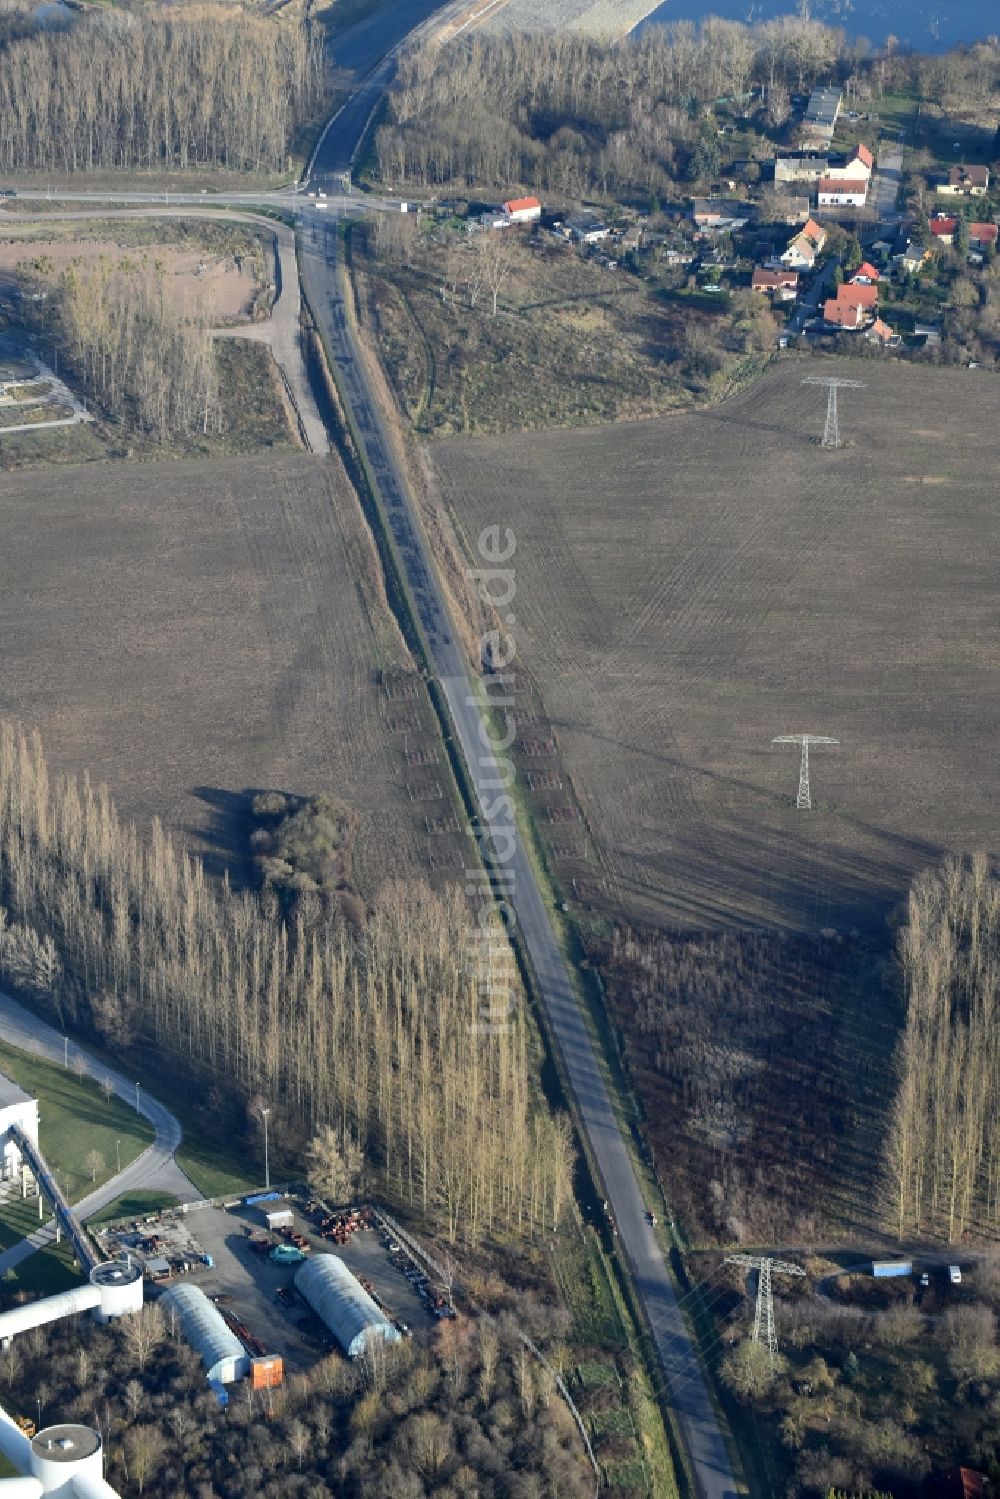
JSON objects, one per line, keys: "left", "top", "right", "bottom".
{"left": 94, "top": 1195, "right": 441, "bottom": 1374}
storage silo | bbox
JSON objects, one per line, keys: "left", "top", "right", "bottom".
{"left": 160, "top": 1284, "right": 250, "bottom": 1384}
{"left": 29, "top": 1425, "right": 103, "bottom": 1498}
{"left": 88, "top": 1261, "right": 144, "bottom": 1323}
{"left": 295, "top": 1254, "right": 401, "bottom": 1359}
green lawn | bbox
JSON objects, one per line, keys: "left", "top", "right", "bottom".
{"left": 0, "top": 1038, "right": 153, "bottom": 1219}
{"left": 88, "top": 1189, "right": 181, "bottom": 1225}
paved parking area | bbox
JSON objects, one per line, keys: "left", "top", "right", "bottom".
{"left": 98, "top": 1196, "right": 439, "bottom": 1371}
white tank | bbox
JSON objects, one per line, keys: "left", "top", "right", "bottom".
{"left": 88, "top": 1262, "right": 143, "bottom": 1323}
{"left": 29, "top": 1426, "right": 103, "bottom": 1498}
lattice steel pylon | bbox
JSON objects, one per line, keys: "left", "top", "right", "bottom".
{"left": 802, "top": 375, "right": 866, "bottom": 448}
{"left": 726, "top": 1254, "right": 805, "bottom": 1364}
{"left": 772, "top": 734, "right": 838, "bottom": 809}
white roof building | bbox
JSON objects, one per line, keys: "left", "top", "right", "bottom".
{"left": 0, "top": 1075, "right": 39, "bottom": 1182}
{"left": 295, "top": 1254, "right": 402, "bottom": 1359}
{"left": 161, "top": 1284, "right": 250, "bottom": 1384}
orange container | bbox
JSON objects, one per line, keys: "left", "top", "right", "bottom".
{"left": 251, "top": 1355, "right": 284, "bottom": 1389}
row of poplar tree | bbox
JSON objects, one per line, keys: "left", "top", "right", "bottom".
{"left": 0, "top": 724, "right": 573, "bottom": 1245}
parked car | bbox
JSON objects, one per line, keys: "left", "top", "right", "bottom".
{"left": 949, "top": 1265, "right": 962, "bottom": 1285}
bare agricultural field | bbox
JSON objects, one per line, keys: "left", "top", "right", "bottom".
{"left": 428, "top": 357, "right": 1000, "bottom": 935}
{"left": 0, "top": 452, "right": 462, "bottom": 894}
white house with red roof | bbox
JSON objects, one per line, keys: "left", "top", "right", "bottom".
{"left": 823, "top": 143, "right": 875, "bottom": 182}
{"left": 850, "top": 262, "right": 880, "bottom": 284}
{"left": 818, "top": 176, "right": 868, "bottom": 207}
{"left": 502, "top": 196, "right": 542, "bottom": 224}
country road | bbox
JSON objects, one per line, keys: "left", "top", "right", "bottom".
{"left": 0, "top": 989, "right": 200, "bottom": 1273}
{"left": 0, "top": 6, "right": 739, "bottom": 1493}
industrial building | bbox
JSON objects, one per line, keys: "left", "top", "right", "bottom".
{"left": 0, "top": 1076, "right": 38, "bottom": 1182}
{"left": 161, "top": 1283, "right": 250, "bottom": 1384}
{"left": 295, "top": 1253, "right": 402, "bottom": 1359}
{"left": 0, "top": 1261, "right": 142, "bottom": 1347}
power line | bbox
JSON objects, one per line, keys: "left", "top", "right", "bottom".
{"left": 772, "top": 734, "right": 838, "bottom": 810}
{"left": 802, "top": 375, "right": 866, "bottom": 448}
{"left": 725, "top": 1253, "right": 805, "bottom": 1365}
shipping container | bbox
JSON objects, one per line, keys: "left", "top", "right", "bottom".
{"left": 872, "top": 1260, "right": 912, "bottom": 1278}
{"left": 251, "top": 1355, "right": 284, "bottom": 1390}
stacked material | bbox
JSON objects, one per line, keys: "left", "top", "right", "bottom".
{"left": 481, "top": 0, "right": 660, "bottom": 40}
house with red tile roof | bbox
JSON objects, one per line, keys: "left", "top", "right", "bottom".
{"left": 929, "top": 215, "right": 958, "bottom": 245}
{"left": 502, "top": 196, "right": 542, "bottom": 223}
{"left": 751, "top": 267, "right": 799, "bottom": 299}
{"left": 823, "top": 297, "right": 866, "bottom": 329}
{"left": 850, "top": 261, "right": 880, "bottom": 283}
{"left": 866, "top": 317, "right": 895, "bottom": 344}
{"left": 969, "top": 221, "right": 998, "bottom": 250}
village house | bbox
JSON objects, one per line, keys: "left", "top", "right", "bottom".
{"left": 823, "top": 143, "right": 875, "bottom": 181}
{"left": 929, "top": 215, "right": 958, "bottom": 246}
{"left": 969, "top": 222, "right": 998, "bottom": 251}
{"left": 690, "top": 198, "right": 752, "bottom": 231}
{"left": 866, "top": 317, "right": 897, "bottom": 346}
{"left": 892, "top": 234, "right": 929, "bottom": 273}
{"left": 751, "top": 267, "right": 800, "bottom": 299}
{"left": 817, "top": 176, "right": 868, "bottom": 207}
{"left": 774, "top": 156, "right": 830, "bottom": 184}
{"left": 823, "top": 280, "right": 878, "bottom": 329}
{"left": 779, "top": 217, "right": 827, "bottom": 268}
{"left": 937, "top": 164, "right": 990, "bottom": 196}
{"left": 502, "top": 195, "right": 542, "bottom": 224}
{"left": 801, "top": 85, "right": 842, "bottom": 147}
{"left": 562, "top": 211, "right": 609, "bottom": 243}
{"left": 850, "top": 261, "right": 880, "bottom": 284}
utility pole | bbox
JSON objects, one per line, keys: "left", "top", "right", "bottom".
{"left": 726, "top": 1253, "right": 805, "bottom": 1365}
{"left": 260, "top": 1107, "right": 271, "bottom": 1191}
{"left": 802, "top": 375, "right": 866, "bottom": 448}
{"left": 772, "top": 734, "right": 839, "bottom": 809}
{"left": 62, "top": 1036, "right": 68, "bottom": 1069}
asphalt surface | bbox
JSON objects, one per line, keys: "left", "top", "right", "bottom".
{"left": 0, "top": 988, "right": 200, "bottom": 1273}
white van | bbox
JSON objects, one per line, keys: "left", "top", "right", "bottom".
{"left": 949, "top": 1265, "right": 962, "bottom": 1285}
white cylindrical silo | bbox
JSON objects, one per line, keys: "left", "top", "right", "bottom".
{"left": 29, "top": 1426, "right": 103, "bottom": 1499}
{"left": 88, "top": 1262, "right": 143, "bottom": 1323}
{"left": 0, "top": 1477, "right": 43, "bottom": 1496}
{"left": 0, "top": 1403, "right": 33, "bottom": 1475}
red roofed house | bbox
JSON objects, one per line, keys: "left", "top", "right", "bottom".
{"left": 824, "top": 297, "right": 866, "bottom": 329}
{"left": 802, "top": 218, "right": 827, "bottom": 249}
{"left": 751, "top": 267, "right": 799, "bottom": 299}
{"left": 851, "top": 261, "right": 880, "bottom": 283}
{"left": 817, "top": 176, "right": 868, "bottom": 207}
{"left": 866, "top": 317, "right": 895, "bottom": 344}
{"left": 837, "top": 281, "right": 878, "bottom": 308}
{"left": 970, "top": 222, "right": 998, "bottom": 250}
{"left": 824, "top": 143, "right": 875, "bottom": 181}
{"left": 502, "top": 196, "right": 542, "bottom": 224}
{"left": 853, "top": 143, "right": 875, "bottom": 173}
{"left": 930, "top": 215, "right": 958, "bottom": 245}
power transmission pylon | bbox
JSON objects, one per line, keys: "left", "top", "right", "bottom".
{"left": 726, "top": 1254, "right": 805, "bottom": 1364}
{"left": 802, "top": 376, "right": 866, "bottom": 448}
{"left": 772, "top": 734, "right": 838, "bottom": 809}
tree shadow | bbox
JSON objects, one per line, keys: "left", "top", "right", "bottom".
{"left": 188, "top": 786, "right": 259, "bottom": 890}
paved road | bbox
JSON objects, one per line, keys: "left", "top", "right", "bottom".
{"left": 0, "top": 988, "right": 200, "bottom": 1273}
{"left": 300, "top": 209, "right": 736, "bottom": 1499}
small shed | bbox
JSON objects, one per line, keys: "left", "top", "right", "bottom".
{"left": 143, "top": 1256, "right": 172, "bottom": 1281}
{"left": 264, "top": 1207, "right": 294, "bottom": 1231}
{"left": 295, "top": 1254, "right": 402, "bottom": 1359}
{"left": 162, "top": 1283, "right": 250, "bottom": 1384}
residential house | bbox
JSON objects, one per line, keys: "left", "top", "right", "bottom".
{"left": 937, "top": 164, "right": 990, "bottom": 196}
{"left": 823, "top": 281, "right": 878, "bottom": 328}
{"left": 751, "top": 267, "right": 799, "bottom": 299}
{"left": 823, "top": 296, "right": 867, "bottom": 329}
{"left": 850, "top": 262, "right": 880, "bottom": 283}
{"left": 929, "top": 215, "right": 958, "bottom": 246}
{"left": 823, "top": 143, "right": 875, "bottom": 182}
{"left": 817, "top": 176, "right": 868, "bottom": 207}
{"left": 502, "top": 195, "right": 542, "bottom": 224}
{"left": 563, "top": 211, "right": 609, "bottom": 243}
{"left": 914, "top": 321, "right": 942, "bottom": 344}
{"left": 690, "top": 198, "right": 751, "bottom": 230}
{"left": 866, "top": 317, "right": 896, "bottom": 345}
{"left": 802, "top": 85, "right": 842, "bottom": 146}
{"left": 774, "top": 156, "right": 829, "bottom": 184}
{"left": 779, "top": 218, "right": 827, "bottom": 269}
{"left": 969, "top": 221, "right": 998, "bottom": 251}
{"left": 892, "top": 235, "right": 928, "bottom": 273}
